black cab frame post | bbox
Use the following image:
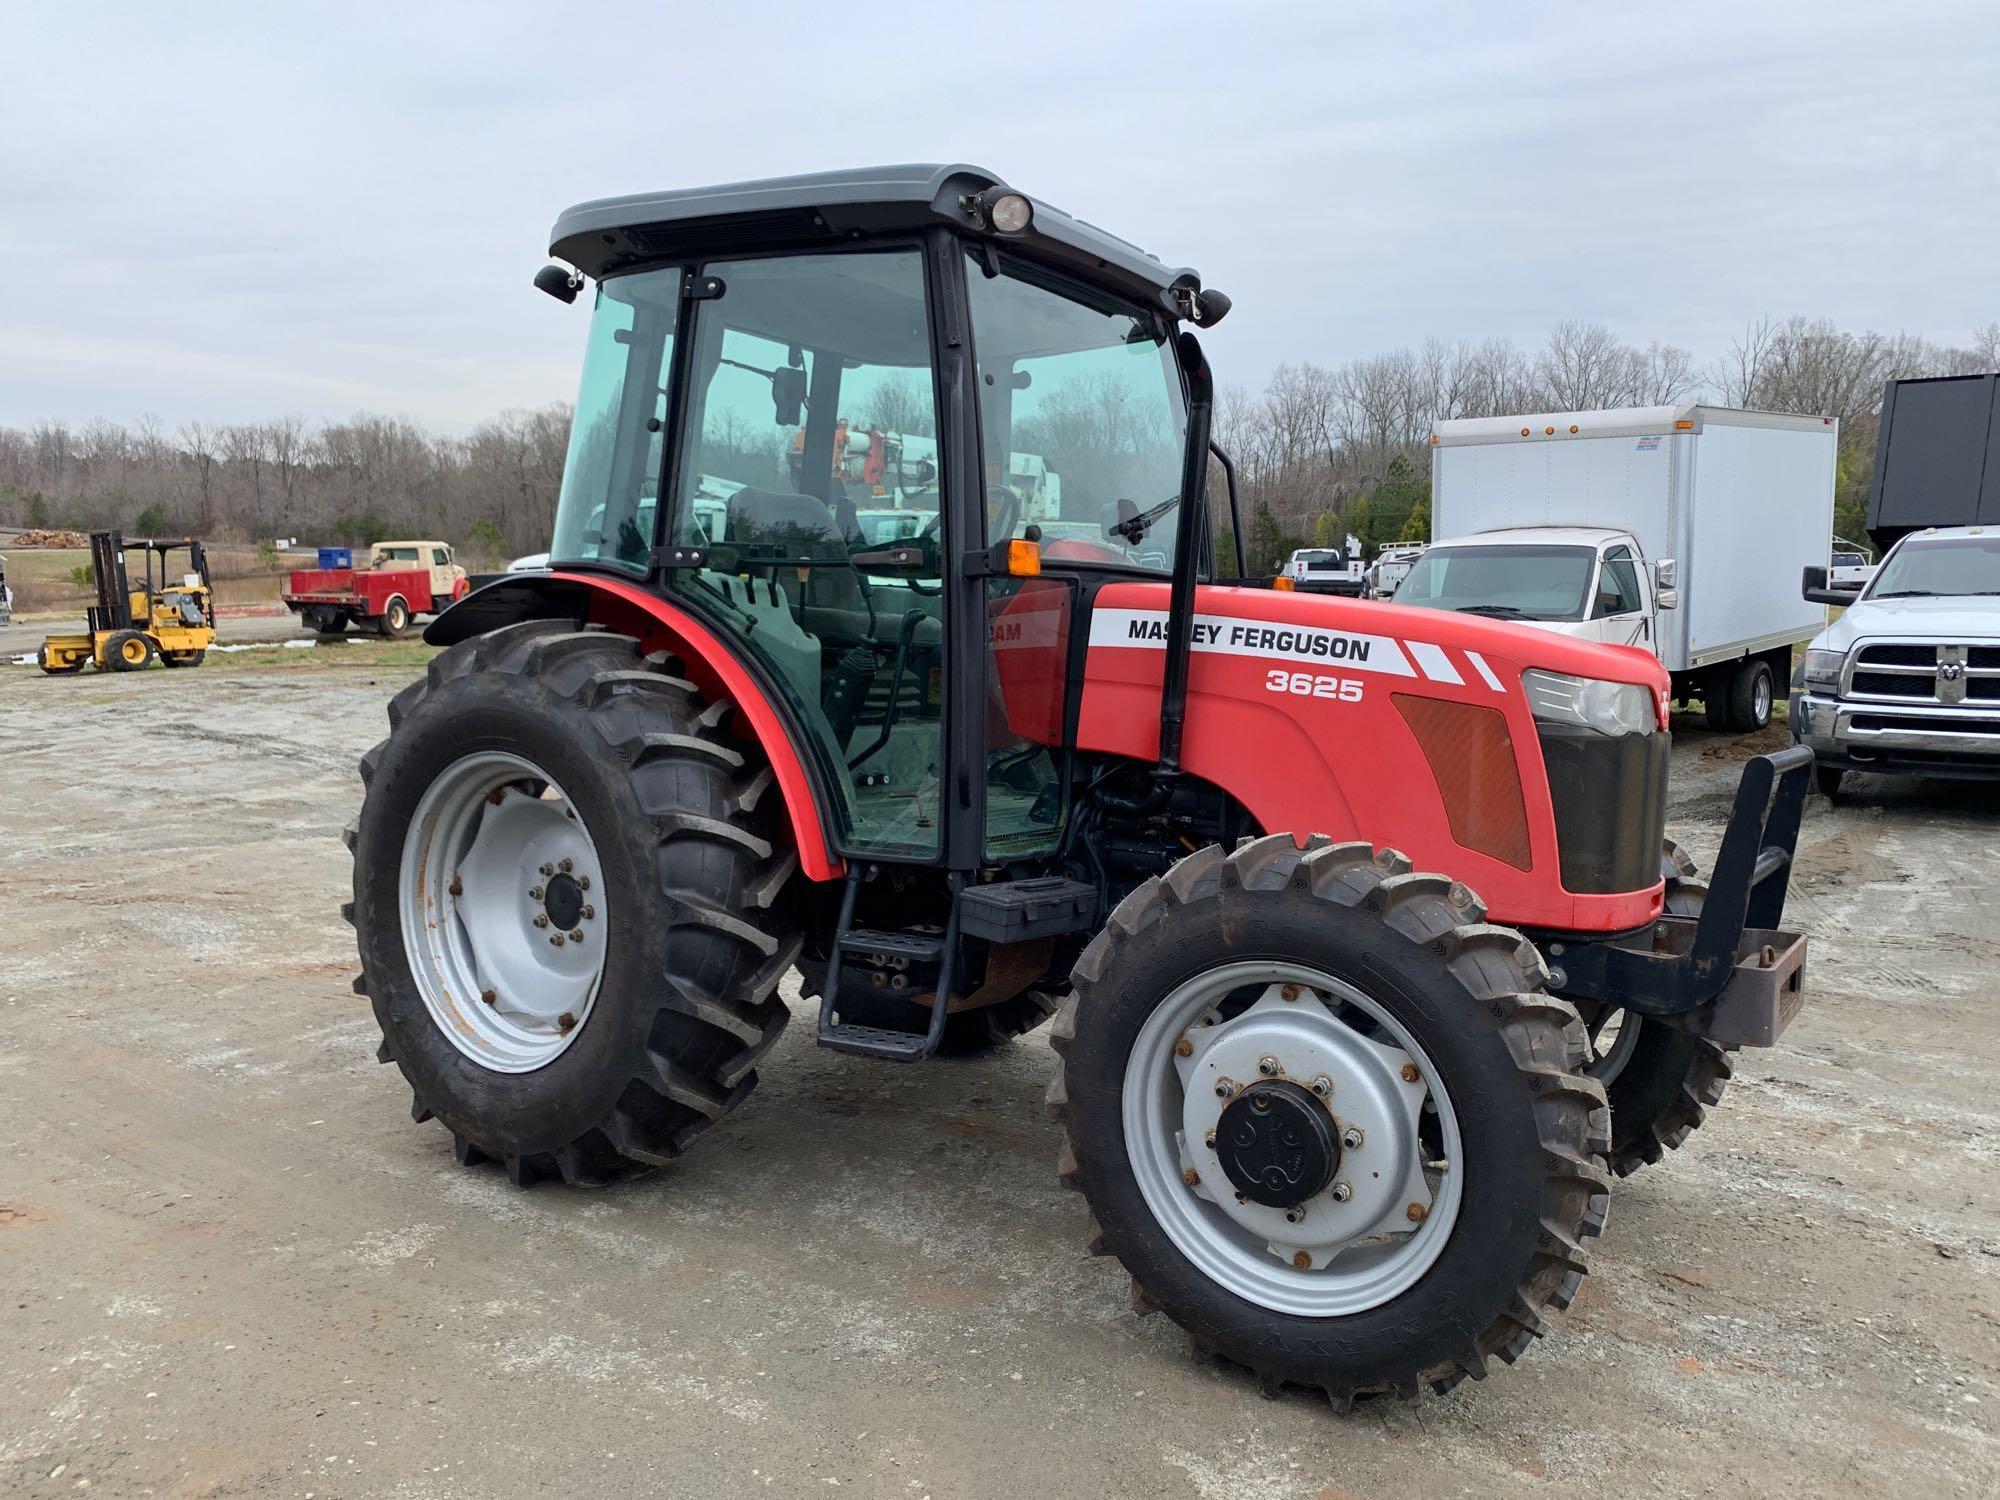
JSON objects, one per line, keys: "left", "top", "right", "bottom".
{"left": 1157, "top": 331, "right": 1214, "bottom": 776}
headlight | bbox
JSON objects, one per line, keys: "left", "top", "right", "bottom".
{"left": 1522, "top": 669, "right": 1657, "bottom": 737}
{"left": 1802, "top": 648, "right": 1844, "bottom": 689}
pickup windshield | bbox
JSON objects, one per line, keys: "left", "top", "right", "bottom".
{"left": 1393, "top": 543, "right": 1596, "bottom": 620}
{"left": 1866, "top": 536, "right": 2000, "bottom": 598}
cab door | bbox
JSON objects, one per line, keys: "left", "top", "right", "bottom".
{"left": 1591, "top": 543, "right": 1652, "bottom": 650}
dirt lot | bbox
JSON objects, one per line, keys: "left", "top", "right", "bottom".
{"left": 2, "top": 649, "right": 1995, "bottom": 1499}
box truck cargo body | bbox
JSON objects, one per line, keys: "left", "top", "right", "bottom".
{"left": 1420, "top": 405, "right": 1837, "bottom": 729}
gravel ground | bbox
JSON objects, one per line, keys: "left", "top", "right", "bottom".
{"left": 1, "top": 654, "right": 1994, "bottom": 1498}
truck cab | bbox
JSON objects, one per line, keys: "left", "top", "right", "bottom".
{"left": 368, "top": 541, "right": 466, "bottom": 611}
{"left": 1794, "top": 525, "right": 2000, "bottom": 794}
{"left": 1393, "top": 526, "right": 1667, "bottom": 651}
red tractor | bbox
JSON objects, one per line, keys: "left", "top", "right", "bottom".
{"left": 346, "top": 167, "right": 1810, "bottom": 1405}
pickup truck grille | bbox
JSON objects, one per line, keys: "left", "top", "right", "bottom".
{"left": 1849, "top": 642, "right": 2000, "bottom": 707}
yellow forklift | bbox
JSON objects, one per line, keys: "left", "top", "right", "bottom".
{"left": 38, "top": 531, "right": 217, "bottom": 674}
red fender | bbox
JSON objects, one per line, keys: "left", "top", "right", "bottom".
{"left": 552, "top": 571, "right": 843, "bottom": 882}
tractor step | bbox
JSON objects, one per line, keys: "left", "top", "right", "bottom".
{"left": 817, "top": 1021, "right": 933, "bottom": 1062}
{"left": 958, "top": 876, "right": 1098, "bottom": 942}
{"left": 837, "top": 928, "right": 944, "bottom": 966}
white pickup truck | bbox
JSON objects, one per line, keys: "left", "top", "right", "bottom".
{"left": 1405, "top": 405, "right": 1837, "bottom": 732}
{"left": 1792, "top": 526, "right": 2000, "bottom": 795}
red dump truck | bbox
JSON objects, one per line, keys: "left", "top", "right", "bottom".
{"left": 283, "top": 541, "right": 469, "bottom": 638}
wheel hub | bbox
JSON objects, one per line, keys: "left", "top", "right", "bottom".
{"left": 541, "top": 871, "right": 585, "bottom": 931}
{"left": 1215, "top": 1079, "right": 1339, "bottom": 1207}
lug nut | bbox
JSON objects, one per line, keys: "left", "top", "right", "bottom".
{"left": 1400, "top": 1062, "right": 1421, "bottom": 1084}
{"left": 1310, "top": 1075, "right": 1334, "bottom": 1099}
{"left": 1341, "top": 1126, "right": 1364, "bottom": 1150}
{"left": 1203, "top": 1130, "right": 1216, "bottom": 1149}
{"left": 578, "top": 875, "right": 590, "bottom": 891}
{"left": 1175, "top": 1038, "right": 1193, "bottom": 1057}
{"left": 1330, "top": 1181, "right": 1353, "bottom": 1203}
{"left": 480, "top": 988, "right": 496, "bottom": 1006}
{"left": 1291, "top": 1251, "right": 1312, "bottom": 1270}
{"left": 581, "top": 904, "right": 595, "bottom": 920}
{"left": 1182, "top": 1167, "right": 1200, "bottom": 1188}
{"left": 1280, "top": 983, "right": 1301, "bottom": 1001}
{"left": 534, "top": 914, "right": 549, "bottom": 929}
{"left": 1214, "top": 1079, "right": 1235, "bottom": 1099}
{"left": 529, "top": 884, "right": 544, "bottom": 901}
{"left": 540, "top": 863, "right": 555, "bottom": 877}
{"left": 569, "top": 928, "right": 584, "bottom": 942}
{"left": 559, "top": 858, "right": 573, "bottom": 873}
{"left": 1283, "top": 1205, "right": 1305, "bottom": 1224}
{"left": 448, "top": 874, "right": 462, "bottom": 896}
{"left": 1257, "top": 1055, "right": 1280, "bottom": 1077}
{"left": 557, "top": 1011, "right": 577, "bottom": 1034}
{"left": 550, "top": 933, "right": 565, "bottom": 947}
{"left": 1406, "top": 1202, "right": 1428, "bottom": 1223}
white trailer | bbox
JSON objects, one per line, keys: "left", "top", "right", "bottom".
{"left": 1415, "top": 404, "right": 1837, "bottom": 731}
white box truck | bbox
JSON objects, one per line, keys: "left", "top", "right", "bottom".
{"left": 1401, "top": 404, "right": 1837, "bottom": 731}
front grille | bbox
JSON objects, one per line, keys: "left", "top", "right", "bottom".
{"left": 1539, "top": 727, "right": 1670, "bottom": 894}
{"left": 1849, "top": 642, "right": 2000, "bottom": 708}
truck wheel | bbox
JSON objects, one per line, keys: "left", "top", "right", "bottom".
{"left": 1582, "top": 847, "right": 1733, "bottom": 1177}
{"left": 1046, "top": 836, "right": 1610, "bottom": 1404}
{"left": 105, "top": 630, "right": 156, "bottom": 672}
{"left": 309, "top": 609, "right": 349, "bottom": 638}
{"left": 796, "top": 957, "right": 1058, "bottom": 1055}
{"left": 161, "top": 650, "right": 206, "bottom": 668}
{"left": 377, "top": 597, "right": 411, "bottom": 638}
{"left": 1710, "top": 659, "right": 1773, "bottom": 732}
{"left": 347, "top": 621, "right": 799, "bottom": 1184}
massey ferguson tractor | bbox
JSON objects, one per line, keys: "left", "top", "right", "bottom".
{"left": 345, "top": 166, "right": 1811, "bottom": 1406}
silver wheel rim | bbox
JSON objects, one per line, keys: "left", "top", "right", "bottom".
{"left": 399, "top": 751, "right": 607, "bottom": 1073}
{"left": 1122, "top": 961, "right": 1463, "bottom": 1317}
{"left": 1754, "top": 674, "right": 1772, "bottom": 723}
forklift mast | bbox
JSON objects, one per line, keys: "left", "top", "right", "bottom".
{"left": 87, "top": 530, "right": 134, "bottom": 633}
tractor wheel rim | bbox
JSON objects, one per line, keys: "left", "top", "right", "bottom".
{"left": 123, "top": 639, "right": 146, "bottom": 662}
{"left": 1585, "top": 1007, "right": 1642, "bottom": 1085}
{"left": 399, "top": 751, "right": 606, "bottom": 1073}
{"left": 1122, "top": 960, "right": 1463, "bottom": 1317}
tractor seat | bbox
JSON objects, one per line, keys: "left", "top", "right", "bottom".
{"left": 726, "top": 487, "right": 864, "bottom": 616}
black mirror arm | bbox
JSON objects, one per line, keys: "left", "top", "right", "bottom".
{"left": 1158, "top": 331, "right": 1214, "bottom": 776}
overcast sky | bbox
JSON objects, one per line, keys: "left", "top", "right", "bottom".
{"left": 2, "top": 1, "right": 1995, "bottom": 432}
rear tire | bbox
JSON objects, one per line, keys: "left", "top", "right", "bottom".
{"left": 1709, "top": 659, "right": 1773, "bottom": 732}
{"left": 105, "top": 630, "right": 156, "bottom": 672}
{"left": 1047, "top": 836, "right": 1610, "bottom": 1404}
{"left": 161, "top": 649, "right": 205, "bottom": 668}
{"left": 348, "top": 621, "right": 799, "bottom": 1183}
{"left": 377, "top": 597, "right": 411, "bottom": 638}
{"left": 1815, "top": 765, "right": 1843, "bottom": 800}
{"left": 308, "top": 609, "right": 350, "bottom": 638}
{"left": 37, "top": 645, "right": 84, "bottom": 675}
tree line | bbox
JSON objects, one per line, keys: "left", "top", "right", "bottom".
{"left": 1, "top": 317, "right": 1993, "bottom": 573}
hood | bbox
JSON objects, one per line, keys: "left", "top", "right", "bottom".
{"left": 1813, "top": 593, "right": 2000, "bottom": 652}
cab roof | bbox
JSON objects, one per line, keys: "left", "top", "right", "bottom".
{"left": 550, "top": 163, "right": 1206, "bottom": 321}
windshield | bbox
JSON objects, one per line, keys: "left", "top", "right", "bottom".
{"left": 1866, "top": 536, "right": 2000, "bottom": 599}
{"left": 1394, "top": 543, "right": 1596, "bottom": 620}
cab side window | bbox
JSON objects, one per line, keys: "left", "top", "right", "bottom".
{"left": 1597, "top": 546, "right": 1643, "bottom": 617}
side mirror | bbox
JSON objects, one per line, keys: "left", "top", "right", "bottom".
{"left": 772, "top": 366, "right": 808, "bottom": 426}
{"left": 1653, "top": 557, "right": 1677, "bottom": 591}
{"left": 1801, "top": 564, "right": 1848, "bottom": 607}
{"left": 533, "top": 264, "right": 581, "bottom": 304}
{"left": 1656, "top": 588, "right": 1679, "bottom": 610}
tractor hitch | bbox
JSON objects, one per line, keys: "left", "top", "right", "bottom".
{"left": 1549, "top": 745, "right": 1813, "bottom": 1047}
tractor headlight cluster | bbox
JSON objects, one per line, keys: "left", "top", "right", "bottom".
{"left": 1522, "top": 669, "right": 1657, "bottom": 737}
{"left": 1802, "top": 648, "right": 1845, "bottom": 690}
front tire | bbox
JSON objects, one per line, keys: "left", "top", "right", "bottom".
{"left": 106, "top": 630, "right": 156, "bottom": 672}
{"left": 1046, "top": 837, "right": 1610, "bottom": 1404}
{"left": 1583, "top": 843, "right": 1734, "bottom": 1177}
{"left": 348, "top": 621, "right": 799, "bottom": 1183}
